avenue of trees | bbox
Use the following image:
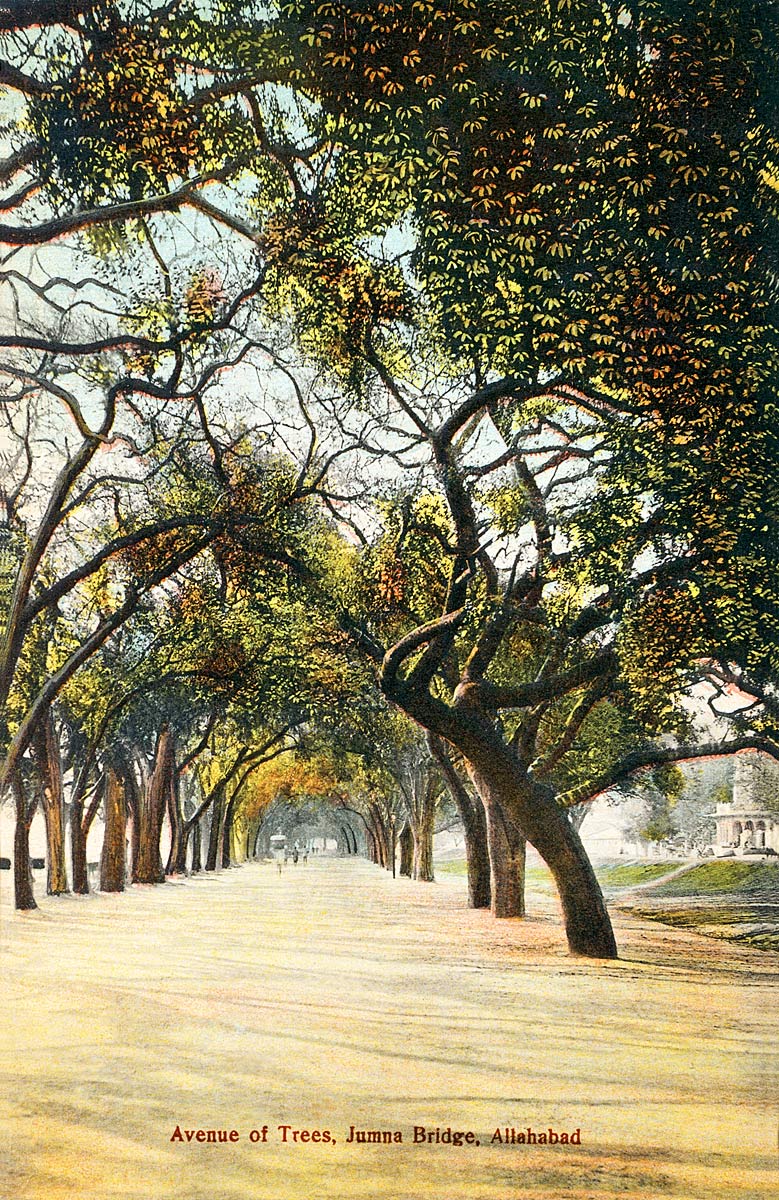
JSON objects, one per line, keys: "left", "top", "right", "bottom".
{"left": 1, "top": 1, "right": 779, "bottom": 958}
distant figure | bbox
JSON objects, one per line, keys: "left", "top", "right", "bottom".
{"left": 302, "top": 850, "right": 308, "bottom": 865}
{"left": 293, "top": 848, "right": 299, "bottom": 864}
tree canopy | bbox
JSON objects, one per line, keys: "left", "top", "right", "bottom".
{"left": 1, "top": 0, "right": 778, "bottom": 957}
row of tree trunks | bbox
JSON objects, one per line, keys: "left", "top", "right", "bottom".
{"left": 367, "top": 801, "right": 391, "bottom": 870}
{"left": 388, "top": 694, "right": 618, "bottom": 959}
{"left": 339, "top": 824, "right": 358, "bottom": 854}
{"left": 9, "top": 710, "right": 227, "bottom": 909}
{"left": 14, "top": 704, "right": 588, "bottom": 949}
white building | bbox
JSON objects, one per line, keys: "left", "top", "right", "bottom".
{"left": 714, "top": 752, "right": 779, "bottom": 853}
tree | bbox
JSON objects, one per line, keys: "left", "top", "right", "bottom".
{"left": 3, "top": 0, "right": 779, "bottom": 961}
{"left": 0, "top": 253, "right": 336, "bottom": 906}
{"left": 0, "top": 1, "right": 285, "bottom": 248}
{"left": 252, "top": 0, "right": 779, "bottom": 957}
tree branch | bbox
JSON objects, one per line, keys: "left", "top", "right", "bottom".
{"left": 557, "top": 736, "right": 779, "bottom": 809}
{"left": 466, "top": 649, "right": 618, "bottom": 712}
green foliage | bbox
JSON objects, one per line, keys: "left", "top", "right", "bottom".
{"left": 28, "top": 3, "right": 264, "bottom": 206}
{"left": 263, "top": 0, "right": 779, "bottom": 748}
{"left": 5, "top": 0, "right": 779, "bottom": 861}
{"left": 278, "top": 0, "right": 779, "bottom": 404}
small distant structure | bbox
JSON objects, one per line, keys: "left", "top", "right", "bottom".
{"left": 714, "top": 752, "right": 779, "bottom": 854}
{"left": 578, "top": 796, "right": 658, "bottom": 862}
{"left": 269, "top": 833, "right": 287, "bottom": 873}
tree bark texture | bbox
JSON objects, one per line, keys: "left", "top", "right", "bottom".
{"left": 13, "top": 771, "right": 37, "bottom": 910}
{"left": 483, "top": 797, "right": 526, "bottom": 918}
{"left": 32, "top": 712, "right": 69, "bottom": 895}
{"left": 100, "top": 766, "right": 126, "bottom": 892}
{"left": 398, "top": 823, "right": 413, "bottom": 876}
{"left": 134, "top": 726, "right": 173, "bottom": 884}
{"left": 205, "top": 790, "right": 224, "bottom": 872}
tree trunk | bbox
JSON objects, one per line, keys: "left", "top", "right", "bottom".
{"left": 428, "top": 734, "right": 490, "bottom": 908}
{"left": 369, "top": 805, "right": 389, "bottom": 868}
{"left": 41, "top": 782, "right": 68, "bottom": 895}
{"left": 465, "top": 742, "right": 616, "bottom": 957}
{"left": 191, "top": 819, "right": 202, "bottom": 873}
{"left": 412, "top": 781, "right": 435, "bottom": 882}
{"left": 467, "top": 797, "right": 494, "bottom": 910}
{"left": 13, "top": 771, "right": 37, "bottom": 910}
{"left": 398, "top": 823, "right": 413, "bottom": 876}
{"left": 134, "top": 726, "right": 172, "bottom": 885}
{"left": 121, "top": 756, "right": 141, "bottom": 880}
{"left": 395, "top": 693, "right": 617, "bottom": 958}
{"left": 165, "top": 761, "right": 184, "bottom": 876}
{"left": 32, "top": 713, "right": 69, "bottom": 896}
{"left": 175, "top": 795, "right": 195, "bottom": 874}
{"left": 100, "top": 766, "right": 126, "bottom": 892}
{"left": 221, "top": 792, "right": 238, "bottom": 868}
{"left": 70, "top": 795, "right": 89, "bottom": 894}
{"left": 483, "top": 798, "right": 526, "bottom": 917}
{"left": 205, "top": 790, "right": 224, "bottom": 872}
{"left": 176, "top": 785, "right": 221, "bottom": 873}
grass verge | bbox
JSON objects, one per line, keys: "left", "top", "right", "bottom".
{"left": 651, "top": 859, "right": 779, "bottom": 897}
{"left": 595, "top": 862, "right": 677, "bottom": 887}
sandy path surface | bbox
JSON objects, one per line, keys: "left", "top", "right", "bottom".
{"left": 1, "top": 857, "right": 777, "bottom": 1200}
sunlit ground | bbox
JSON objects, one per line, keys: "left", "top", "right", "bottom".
{"left": 1, "top": 857, "right": 777, "bottom": 1200}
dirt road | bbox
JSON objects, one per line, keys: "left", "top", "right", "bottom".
{"left": 1, "top": 858, "right": 777, "bottom": 1200}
